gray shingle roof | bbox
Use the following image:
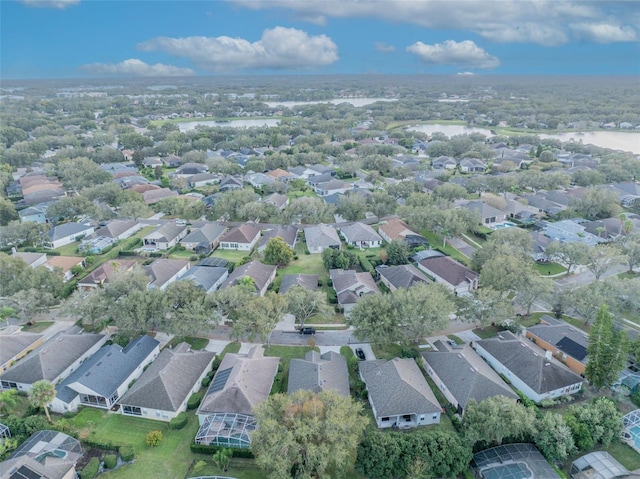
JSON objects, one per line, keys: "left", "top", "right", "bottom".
{"left": 340, "top": 222, "right": 383, "bottom": 243}
{"left": 0, "top": 333, "right": 43, "bottom": 367}
{"left": 475, "top": 332, "right": 584, "bottom": 394}
{"left": 181, "top": 222, "right": 227, "bottom": 245}
{"left": 304, "top": 224, "right": 341, "bottom": 250}
{"left": 417, "top": 256, "right": 479, "bottom": 287}
{"left": 47, "top": 222, "right": 93, "bottom": 241}
{"left": 179, "top": 265, "right": 228, "bottom": 292}
{"left": 421, "top": 348, "right": 517, "bottom": 409}
{"left": 1, "top": 333, "right": 105, "bottom": 385}
{"left": 145, "top": 223, "right": 187, "bottom": 243}
{"left": 259, "top": 225, "right": 298, "bottom": 250}
{"left": 118, "top": 343, "right": 214, "bottom": 412}
{"left": 279, "top": 274, "right": 318, "bottom": 294}
{"left": 527, "top": 323, "right": 589, "bottom": 363}
{"left": 145, "top": 259, "right": 189, "bottom": 289}
{"left": 220, "top": 260, "right": 276, "bottom": 293}
{"left": 56, "top": 335, "right": 159, "bottom": 403}
{"left": 287, "top": 351, "right": 350, "bottom": 397}
{"left": 220, "top": 223, "right": 260, "bottom": 244}
{"left": 197, "top": 347, "right": 278, "bottom": 416}
{"left": 376, "top": 264, "right": 430, "bottom": 290}
{"left": 359, "top": 358, "right": 441, "bottom": 417}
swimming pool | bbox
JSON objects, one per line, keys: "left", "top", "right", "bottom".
{"left": 492, "top": 222, "right": 516, "bottom": 229}
{"left": 627, "top": 425, "right": 640, "bottom": 451}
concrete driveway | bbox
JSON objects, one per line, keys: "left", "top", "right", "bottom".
{"left": 348, "top": 343, "right": 376, "bottom": 361}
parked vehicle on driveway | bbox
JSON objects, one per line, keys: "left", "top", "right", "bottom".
{"left": 355, "top": 348, "right": 366, "bottom": 360}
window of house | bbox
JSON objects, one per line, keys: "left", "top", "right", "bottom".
{"left": 108, "top": 391, "right": 119, "bottom": 405}
{"left": 122, "top": 405, "right": 142, "bottom": 416}
{"left": 1, "top": 381, "right": 17, "bottom": 389}
{"left": 381, "top": 417, "right": 389, "bottom": 422}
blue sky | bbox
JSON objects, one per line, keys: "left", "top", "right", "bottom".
{"left": 2, "top": 0, "right": 639, "bottom": 79}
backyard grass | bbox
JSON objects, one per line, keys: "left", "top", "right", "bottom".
{"left": 371, "top": 343, "right": 405, "bottom": 360}
{"left": 287, "top": 190, "right": 318, "bottom": 200}
{"left": 187, "top": 458, "right": 265, "bottom": 479}
{"left": 66, "top": 408, "right": 200, "bottom": 479}
{"left": 21, "top": 321, "right": 54, "bottom": 333}
{"left": 534, "top": 261, "right": 567, "bottom": 276}
{"left": 167, "top": 336, "right": 209, "bottom": 350}
{"left": 167, "top": 248, "right": 197, "bottom": 259}
{"left": 472, "top": 325, "right": 502, "bottom": 339}
{"left": 518, "top": 315, "right": 542, "bottom": 328}
{"left": 280, "top": 242, "right": 327, "bottom": 277}
{"left": 604, "top": 441, "right": 640, "bottom": 470}
{"left": 420, "top": 230, "right": 471, "bottom": 266}
{"left": 54, "top": 241, "right": 82, "bottom": 256}
{"left": 210, "top": 249, "right": 252, "bottom": 264}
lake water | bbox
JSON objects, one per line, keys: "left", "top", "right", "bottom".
{"left": 264, "top": 98, "right": 397, "bottom": 108}
{"left": 178, "top": 118, "right": 281, "bottom": 132}
{"left": 408, "top": 124, "right": 640, "bottom": 154}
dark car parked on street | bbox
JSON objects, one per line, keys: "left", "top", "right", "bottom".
{"left": 300, "top": 327, "right": 316, "bottom": 335}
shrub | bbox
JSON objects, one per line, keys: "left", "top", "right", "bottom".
{"left": 146, "top": 430, "right": 163, "bottom": 447}
{"left": 103, "top": 454, "right": 117, "bottom": 469}
{"left": 293, "top": 255, "right": 299, "bottom": 260}
{"left": 119, "top": 445, "right": 135, "bottom": 462}
{"left": 202, "top": 376, "right": 211, "bottom": 388}
{"left": 187, "top": 392, "right": 203, "bottom": 410}
{"left": 80, "top": 457, "right": 100, "bottom": 479}
{"left": 169, "top": 412, "right": 188, "bottom": 430}
{"left": 189, "top": 443, "right": 255, "bottom": 458}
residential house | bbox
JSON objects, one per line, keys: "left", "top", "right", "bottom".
{"left": 278, "top": 274, "right": 318, "bottom": 294}
{"left": 459, "top": 158, "right": 487, "bottom": 173}
{"left": 0, "top": 430, "right": 83, "bottom": 479}
{"left": 463, "top": 200, "right": 507, "bottom": 225}
{"left": 542, "top": 219, "right": 603, "bottom": 246}
{"left": 163, "top": 155, "right": 182, "bottom": 168}
{"left": 18, "top": 204, "right": 48, "bottom": 223}
{"left": 142, "top": 157, "right": 163, "bottom": 168}
{"left": 432, "top": 156, "right": 457, "bottom": 170}
{"left": 288, "top": 351, "right": 350, "bottom": 397}
{"left": 421, "top": 340, "right": 517, "bottom": 415}
{"left": 417, "top": 256, "right": 479, "bottom": 295}
{"left": 263, "top": 192, "right": 289, "bottom": 211}
{"left": 44, "top": 256, "right": 85, "bottom": 282}
{"left": 219, "top": 260, "right": 277, "bottom": 296}
{"left": 189, "top": 173, "right": 219, "bottom": 188}
{"left": 530, "top": 231, "right": 553, "bottom": 261}
{"left": 609, "top": 182, "right": 640, "bottom": 207}
{"left": 12, "top": 251, "right": 47, "bottom": 269}
{"left": 195, "top": 347, "right": 279, "bottom": 448}
{"left": 180, "top": 222, "right": 227, "bottom": 251}
{"left": 304, "top": 224, "right": 341, "bottom": 254}
{"left": 178, "top": 261, "right": 229, "bottom": 293}
{"left": 142, "top": 187, "right": 179, "bottom": 205}
{"left": 584, "top": 217, "right": 633, "bottom": 242}
{"left": 142, "top": 222, "right": 188, "bottom": 251}
{"left": 359, "top": 358, "right": 441, "bottom": 429}
{"left": 145, "top": 259, "right": 190, "bottom": 291}
{"left": 378, "top": 218, "right": 420, "bottom": 243}
{"left": 258, "top": 225, "right": 298, "bottom": 253}
{"left": 118, "top": 343, "right": 215, "bottom": 422}
{"left": 45, "top": 222, "right": 95, "bottom": 249}
{"left": 330, "top": 268, "right": 379, "bottom": 314}
{"left": 0, "top": 330, "right": 45, "bottom": 373}
{"left": 0, "top": 332, "right": 106, "bottom": 392}
{"left": 219, "top": 175, "right": 244, "bottom": 192}
{"left": 83, "top": 219, "right": 142, "bottom": 243}
{"left": 219, "top": 223, "right": 261, "bottom": 251}
{"left": 525, "top": 315, "right": 589, "bottom": 375}
{"left": 376, "top": 264, "right": 430, "bottom": 292}
{"left": 246, "top": 172, "right": 276, "bottom": 189}
{"left": 51, "top": 335, "right": 160, "bottom": 413}
{"left": 174, "top": 162, "right": 209, "bottom": 178}
{"left": 339, "top": 222, "right": 383, "bottom": 248}
{"left": 313, "top": 179, "right": 351, "bottom": 196}
{"left": 77, "top": 259, "right": 137, "bottom": 292}
{"left": 473, "top": 331, "right": 585, "bottom": 403}
{"left": 266, "top": 168, "right": 297, "bottom": 182}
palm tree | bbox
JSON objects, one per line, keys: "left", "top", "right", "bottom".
{"left": 29, "top": 380, "right": 56, "bottom": 423}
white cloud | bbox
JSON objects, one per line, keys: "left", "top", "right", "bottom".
{"left": 137, "top": 27, "right": 338, "bottom": 72}
{"left": 79, "top": 59, "right": 195, "bottom": 77}
{"left": 20, "top": 0, "right": 79, "bottom": 8}
{"left": 407, "top": 40, "right": 500, "bottom": 69}
{"left": 375, "top": 42, "right": 396, "bottom": 52}
{"left": 229, "top": 0, "right": 638, "bottom": 46}
{"left": 571, "top": 23, "right": 637, "bottom": 43}
{"left": 457, "top": 71, "right": 476, "bottom": 76}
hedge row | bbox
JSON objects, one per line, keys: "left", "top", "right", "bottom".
{"left": 187, "top": 392, "right": 203, "bottom": 410}
{"left": 169, "top": 412, "right": 188, "bottom": 430}
{"left": 80, "top": 457, "right": 100, "bottom": 479}
{"left": 189, "top": 443, "right": 254, "bottom": 458}
{"left": 359, "top": 256, "right": 375, "bottom": 275}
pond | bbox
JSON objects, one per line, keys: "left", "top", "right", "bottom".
{"left": 177, "top": 118, "right": 281, "bottom": 131}
{"left": 408, "top": 124, "right": 640, "bottom": 154}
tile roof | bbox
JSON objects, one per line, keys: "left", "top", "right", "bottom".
{"left": 378, "top": 218, "right": 416, "bottom": 241}
{"left": 359, "top": 358, "right": 441, "bottom": 417}
{"left": 119, "top": 343, "right": 214, "bottom": 412}
{"left": 288, "top": 351, "right": 350, "bottom": 397}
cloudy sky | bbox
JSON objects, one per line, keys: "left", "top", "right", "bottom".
{"left": 2, "top": 0, "right": 639, "bottom": 78}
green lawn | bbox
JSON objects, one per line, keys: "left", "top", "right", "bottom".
{"left": 66, "top": 409, "right": 199, "bottom": 479}
{"left": 419, "top": 230, "right": 471, "bottom": 266}
{"left": 618, "top": 271, "right": 640, "bottom": 280}
{"left": 167, "top": 249, "right": 197, "bottom": 260}
{"left": 534, "top": 261, "right": 567, "bottom": 276}
{"left": 167, "top": 336, "right": 209, "bottom": 350}
{"left": 187, "top": 458, "right": 265, "bottom": 479}
{"left": 280, "top": 242, "right": 327, "bottom": 277}
{"left": 605, "top": 441, "right": 640, "bottom": 470}
{"left": 518, "top": 315, "right": 542, "bottom": 328}
{"left": 371, "top": 343, "right": 405, "bottom": 360}
{"left": 21, "top": 321, "right": 54, "bottom": 333}
{"left": 211, "top": 249, "right": 252, "bottom": 264}
{"left": 219, "top": 342, "right": 241, "bottom": 356}
{"left": 288, "top": 190, "right": 318, "bottom": 200}
{"left": 472, "top": 325, "right": 502, "bottom": 339}
{"left": 54, "top": 241, "right": 83, "bottom": 256}
{"left": 447, "top": 334, "right": 465, "bottom": 345}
